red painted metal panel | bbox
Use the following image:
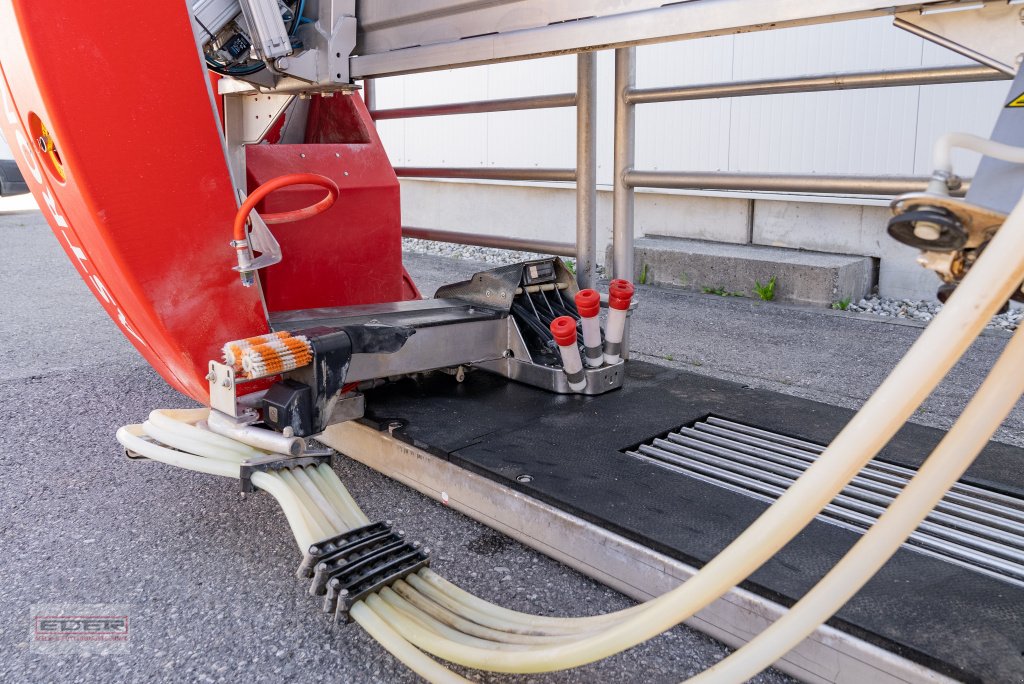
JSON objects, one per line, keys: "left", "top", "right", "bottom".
{"left": 246, "top": 94, "right": 408, "bottom": 311}
{"left": 0, "top": 2, "right": 268, "bottom": 402}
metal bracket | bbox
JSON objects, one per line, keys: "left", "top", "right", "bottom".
{"left": 895, "top": 2, "right": 1024, "bottom": 76}
{"left": 296, "top": 521, "right": 431, "bottom": 623}
{"left": 208, "top": 360, "right": 240, "bottom": 417}
{"left": 238, "top": 449, "right": 334, "bottom": 494}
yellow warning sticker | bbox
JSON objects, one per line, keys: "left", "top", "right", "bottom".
{"left": 1008, "top": 92, "right": 1024, "bottom": 107}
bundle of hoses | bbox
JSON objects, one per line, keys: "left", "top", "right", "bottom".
{"left": 115, "top": 140, "right": 1024, "bottom": 682}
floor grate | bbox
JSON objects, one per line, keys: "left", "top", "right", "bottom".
{"left": 624, "top": 416, "right": 1024, "bottom": 587}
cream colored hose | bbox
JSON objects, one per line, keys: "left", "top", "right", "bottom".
{"left": 324, "top": 185, "right": 1024, "bottom": 674}
{"left": 691, "top": 319, "right": 1024, "bottom": 682}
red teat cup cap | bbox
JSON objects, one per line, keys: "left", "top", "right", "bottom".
{"left": 550, "top": 316, "right": 578, "bottom": 347}
{"left": 608, "top": 280, "right": 634, "bottom": 311}
{"left": 574, "top": 289, "right": 600, "bottom": 318}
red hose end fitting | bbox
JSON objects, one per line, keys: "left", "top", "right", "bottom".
{"left": 575, "top": 289, "right": 600, "bottom": 318}
{"left": 609, "top": 280, "right": 635, "bottom": 311}
{"left": 550, "top": 316, "right": 578, "bottom": 347}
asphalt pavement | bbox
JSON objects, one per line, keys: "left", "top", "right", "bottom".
{"left": 2, "top": 206, "right": 1021, "bottom": 683}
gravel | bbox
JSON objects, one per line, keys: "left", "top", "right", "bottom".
{"left": 403, "top": 238, "right": 1024, "bottom": 332}
{"left": 846, "top": 295, "right": 1024, "bottom": 331}
{"left": 402, "top": 237, "right": 608, "bottom": 275}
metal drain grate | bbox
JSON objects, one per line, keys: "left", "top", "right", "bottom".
{"left": 625, "top": 416, "right": 1024, "bottom": 587}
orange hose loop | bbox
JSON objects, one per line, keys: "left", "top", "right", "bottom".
{"left": 232, "top": 173, "right": 340, "bottom": 244}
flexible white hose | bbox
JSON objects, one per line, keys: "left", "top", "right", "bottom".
{"left": 341, "top": 186, "right": 1024, "bottom": 673}
{"left": 690, "top": 321, "right": 1024, "bottom": 683}
{"left": 308, "top": 465, "right": 364, "bottom": 530}
{"left": 148, "top": 409, "right": 264, "bottom": 457}
{"left": 249, "top": 471, "right": 318, "bottom": 551}
{"left": 391, "top": 581, "right": 587, "bottom": 646}
{"left": 315, "top": 463, "right": 371, "bottom": 526}
{"left": 277, "top": 469, "right": 334, "bottom": 539}
{"left": 379, "top": 587, "right": 522, "bottom": 649}
{"left": 350, "top": 601, "right": 473, "bottom": 684}
{"left": 115, "top": 425, "right": 316, "bottom": 549}
{"left": 416, "top": 570, "right": 645, "bottom": 632}
{"left": 933, "top": 132, "right": 1024, "bottom": 175}
{"left": 405, "top": 573, "right": 599, "bottom": 637}
{"left": 291, "top": 467, "right": 348, "bottom": 532}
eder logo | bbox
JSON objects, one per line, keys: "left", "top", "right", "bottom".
{"left": 34, "top": 615, "right": 129, "bottom": 642}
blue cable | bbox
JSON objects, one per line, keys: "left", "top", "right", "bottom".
{"left": 291, "top": 0, "right": 306, "bottom": 35}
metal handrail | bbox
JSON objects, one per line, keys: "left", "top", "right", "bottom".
{"left": 402, "top": 226, "right": 575, "bottom": 257}
{"left": 394, "top": 167, "right": 576, "bottom": 183}
{"left": 372, "top": 92, "right": 576, "bottom": 120}
{"left": 625, "top": 64, "right": 1006, "bottom": 105}
{"left": 624, "top": 171, "right": 971, "bottom": 196}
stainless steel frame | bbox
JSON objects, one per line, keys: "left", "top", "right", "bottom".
{"left": 401, "top": 226, "right": 575, "bottom": 258}
{"left": 368, "top": 59, "right": 1000, "bottom": 287}
{"left": 366, "top": 51, "right": 600, "bottom": 284}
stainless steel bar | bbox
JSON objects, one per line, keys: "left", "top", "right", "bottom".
{"left": 575, "top": 51, "right": 598, "bottom": 291}
{"left": 350, "top": 0, "right": 974, "bottom": 80}
{"left": 670, "top": 431, "right": 1024, "bottom": 545}
{"left": 394, "top": 167, "right": 575, "bottom": 182}
{"left": 625, "top": 64, "right": 1007, "bottom": 105}
{"left": 612, "top": 47, "right": 636, "bottom": 281}
{"left": 401, "top": 226, "right": 576, "bottom": 257}
{"left": 372, "top": 93, "right": 576, "bottom": 120}
{"left": 705, "top": 417, "right": 1024, "bottom": 516}
{"left": 624, "top": 170, "right": 971, "bottom": 196}
{"left": 362, "top": 78, "right": 376, "bottom": 113}
{"left": 638, "top": 442, "right": 1024, "bottom": 579}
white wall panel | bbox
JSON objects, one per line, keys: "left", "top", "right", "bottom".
{"left": 371, "top": 16, "right": 1010, "bottom": 180}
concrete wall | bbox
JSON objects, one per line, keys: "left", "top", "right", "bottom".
{"left": 400, "top": 179, "right": 944, "bottom": 299}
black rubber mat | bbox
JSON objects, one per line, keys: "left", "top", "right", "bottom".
{"left": 360, "top": 361, "right": 1024, "bottom": 682}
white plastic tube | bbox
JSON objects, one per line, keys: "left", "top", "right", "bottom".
{"left": 291, "top": 467, "right": 348, "bottom": 532}
{"left": 315, "top": 463, "right": 371, "bottom": 527}
{"left": 550, "top": 315, "right": 587, "bottom": 391}
{"left": 115, "top": 424, "right": 316, "bottom": 550}
{"left": 575, "top": 289, "right": 604, "bottom": 368}
{"left": 933, "top": 132, "right": 1024, "bottom": 175}
{"left": 350, "top": 601, "right": 473, "bottom": 684}
{"left": 338, "top": 185, "right": 1024, "bottom": 673}
{"left": 691, "top": 320, "right": 1024, "bottom": 683}
{"left": 603, "top": 280, "right": 633, "bottom": 365}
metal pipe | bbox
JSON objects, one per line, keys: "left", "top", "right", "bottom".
{"left": 206, "top": 410, "right": 305, "bottom": 457}
{"left": 624, "top": 170, "right": 971, "bottom": 197}
{"left": 625, "top": 64, "right": 1007, "bottom": 105}
{"left": 372, "top": 93, "right": 576, "bottom": 120}
{"left": 362, "top": 78, "right": 376, "bottom": 113}
{"left": 612, "top": 47, "right": 636, "bottom": 282}
{"left": 575, "top": 52, "right": 598, "bottom": 290}
{"left": 394, "top": 167, "right": 575, "bottom": 182}
{"left": 402, "top": 226, "right": 576, "bottom": 257}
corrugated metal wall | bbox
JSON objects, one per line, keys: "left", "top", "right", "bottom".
{"left": 372, "top": 16, "right": 1010, "bottom": 186}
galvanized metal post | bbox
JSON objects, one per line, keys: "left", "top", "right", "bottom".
{"left": 575, "top": 51, "right": 598, "bottom": 290}
{"left": 612, "top": 47, "right": 635, "bottom": 283}
{"left": 363, "top": 78, "right": 376, "bottom": 114}
{"left": 613, "top": 47, "right": 636, "bottom": 360}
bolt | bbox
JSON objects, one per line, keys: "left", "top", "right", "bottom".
{"left": 339, "top": 589, "right": 349, "bottom": 597}
{"left": 913, "top": 222, "right": 941, "bottom": 241}
{"left": 330, "top": 578, "right": 341, "bottom": 589}
{"left": 221, "top": 379, "right": 231, "bottom": 388}
{"left": 308, "top": 546, "right": 321, "bottom": 556}
{"left": 37, "top": 135, "right": 50, "bottom": 153}
{"left": 206, "top": 370, "right": 217, "bottom": 382}
{"left": 517, "top": 474, "right": 533, "bottom": 483}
